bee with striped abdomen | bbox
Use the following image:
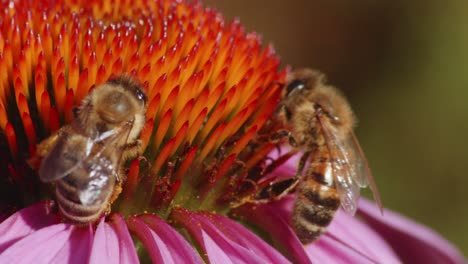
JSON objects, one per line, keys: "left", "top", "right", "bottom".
{"left": 260, "top": 68, "right": 382, "bottom": 243}
{"left": 37, "top": 74, "right": 147, "bottom": 224}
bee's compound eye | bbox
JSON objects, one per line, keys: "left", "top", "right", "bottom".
{"left": 286, "top": 79, "right": 305, "bottom": 96}
{"left": 134, "top": 88, "right": 147, "bottom": 103}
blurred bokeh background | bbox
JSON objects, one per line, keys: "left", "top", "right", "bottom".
{"left": 204, "top": 0, "right": 468, "bottom": 256}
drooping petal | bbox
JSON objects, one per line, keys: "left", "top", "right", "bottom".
{"left": 0, "top": 223, "right": 76, "bottom": 263}
{"left": 358, "top": 198, "right": 467, "bottom": 264}
{"left": 306, "top": 209, "right": 400, "bottom": 263}
{"left": 233, "top": 198, "right": 312, "bottom": 264}
{"left": 127, "top": 214, "right": 203, "bottom": 264}
{"left": 89, "top": 218, "right": 121, "bottom": 263}
{"left": 49, "top": 225, "right": 93, "bottom": 264}
{"left": 171, "top": 207, "right": 291, "bottom": 264}
{"left": 0, "top": 201, "right": 58, "bottom": 252}
{"left": 108, "top": 214, "right": 139, "bottom": 264}
{"left": 202, "top": 213, "right": 291, "bottom": 264}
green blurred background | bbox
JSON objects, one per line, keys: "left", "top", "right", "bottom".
{"left": 204, "top": 0, "right": 468, "bottom": 256}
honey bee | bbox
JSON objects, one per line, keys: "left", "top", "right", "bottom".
{"left": 37, "top": 74, "right": 147, "bottom": 224}
{"left": 257, "top": 68, "right": 382, "bottom": 243}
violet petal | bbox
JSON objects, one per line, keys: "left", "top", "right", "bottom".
{"left": 109, "top": 213, "right": 139, "bottom": 264}
{"left": 0, "top": 201, "right": 58, "bottom": 252}
{"left": 233, "top": 198, "right": 311, "bottom": 264}
{"left": 358, "top": 198, "right": 467, "bottom": 264}
{"left": 304, "top": 209, "right": 400, "bottom": 263}
{"left": 171, "top": 207, "right": 288, "bottom": 264}
{"left": 0, "top": 223, "right": 74, "bottom": 263}
{"left": 50, "top": 224, "right": 93, "bottom": 264}
{"left": 89, "top": 218, "right": 121, "bottom": 263}
{"left": 132, "top": 214, "right": 203, "bottom": 264}
{"left": 203, "top": 213, "right": 291, "bottom": 263}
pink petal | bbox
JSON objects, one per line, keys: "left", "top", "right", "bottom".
{"left": 50, "top": 225, "right": 93, "bottom": 263}
{"left": 172, "top": 207, "right": 289, "bottom": 264}
{"left": 358, "top": 198, "right": 467, "bottom": 264}
{"left": 0, "top": 223, "right": 75, "bottom": 263}
{"left": 306, "top": 209, "right": 400, "bottom": 263}
{"left": 0, "top": 201, "right": 58, "bottom": 252}
{"left": 108, "top": 213, "right": 139, "bottom": 264}
{"left": 203, "top": 213, "right": 290, "bottom": 263}
{"left": 127, "top": 214, "right": 203, "bottom": 264}
{"left": 89, "top": 218, "right": 121, "bottom": 263}
{"left": 233, "top": 198, "right": 312, "bottom": 264}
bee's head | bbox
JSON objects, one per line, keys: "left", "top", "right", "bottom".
{"left": 94, "top": 75, "right": 147, "bottom": 125}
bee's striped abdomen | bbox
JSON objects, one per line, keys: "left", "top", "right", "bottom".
{"left": 291, "top": 158, "right": 340, "bottom": 243}
{"left": 55, "top": 166, "right": 115, "bottom": 224}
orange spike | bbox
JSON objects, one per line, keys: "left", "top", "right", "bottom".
{"left": 126, "top": 52, "right": 140, "bottom": 73}
{"left": 186, "top": 108, "right": 207, "bottom": 144}
{"left": 64, "top": 89, "right": 75, "bottom": 123}
{"left": 122, "top": 159, "right": 141, "bottom": 200}
{"left": 170, "top": 121, "right": 189, "bottom": 156}
{"left": 18, "top": 51, "right": 29, "bottom": 97}
{"left": 69, "top": 55, "right": 80, "bottom": 93}
{"left": 173, "top": 99, "right": 193, "bottom": 133}
{"left": 76, "top": 69, "right": 89, "bottom": 103}
{"left": 136, "top": 63, "right": 151, "bottom": 84}
{"left": 174, "top": 146, "right": 198, "bottom": 181}
{"left": 5, "top": 122, "right": 17, "bottom": 159}
{"left": 140, "top": 118, "right": 154, "bottom": 151}
{"left": 160, "top": 86, "right": 179, "bottom": 124}
{"left": 220, "top": 85, "right": 238, "bottom": 118}
{"left": 0, "top": 101, "right": 7, "bottom": 130}
{"left": 103, "top": 49, "right": 114, "bottom": 69}
{"left": 111, "top": 58, "right": 123, "bottom": 77}
{"left": 150, "top": 73, "right": 167, "bottom": 102}
{"left": 96, "top": 32, "right": 107, "bottom": 64}
{"left": 199, "top": 99, "right": 226, "bottom": 142}
{"left": 55, "top": 73, "right": 66, "bottom": 114}
{"left": 205, "top": 81, "right": 225, "bottom": 111}
{"left": 22, "top": 112, "right": 36, "bottom": 144}
{"left": 199, "top": 58, "right": 213, "bottom": 89}
{"left": 219, "top": 107, "right": 249, "bottom": 144}
{"left": 17, "top": 92, "right": 30, "bottom": 116}
{"left": 153, "top": 109, "right": 172, "bottom": 151}
{"left": 230, "top": 125, "right": 258, "bottom": 156}
{"left": 152, "top": 37, "right": 168, "bottom": 63}
{"left": 198, "top": 122, "right": 226, "bottom": 162}
{"left": 151, "top": 137, "right": 175, "bottom": 178}
{"left": 96, "top": 64, "right": 107, "bottom": 85}
{"left": 88, "top": 52, "right": 98, "bottom": 85}
{"left": 146, "top": 93, "right": 161, "bottom": 121}
{"left": 178, "top": 73, "right": 200, "bottom": 107}
{"left": 190, "top": 88, "right": 209, "bottom": 124}
{"left": 42, "top": 25, "right": 53, "bottom": 64}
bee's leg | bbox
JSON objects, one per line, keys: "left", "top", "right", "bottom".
{"left": 122, "top": 139, "right": 142, "bottom": 160}
{"left": 270, "top": 129, "right": 297, "bottom": 147}
{"left": 296, "top": 150, "right": 311, "bottom": 177}
{"left": 255, "top": 177, "right": 300, "bottom": 202}
{"left": 108, "top": 174, "right": 123, "bottom": 209}
{"left": 255, "top": 150, "right": 311, "bottom": 202}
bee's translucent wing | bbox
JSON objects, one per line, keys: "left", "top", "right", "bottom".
{"left": 347, "top": 131, "right": 383, "bottom": 212}
{"left": 318, "top": 116, "right": 383, "bottom": 214}
{"left": 39, "top": 131, "right": 91, "bottom": 182}
{"left": 78, "top": 119, "right": 135, "bottom": 205}
{"left": 79, "top": 155, "right": 116, "bottom": 206}
{"left": 317, "top": 117, "right": 361, "bottom": 215}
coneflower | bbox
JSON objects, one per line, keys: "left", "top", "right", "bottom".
{"left": 0, "top": 0, "right": 465, "bottom": 263}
